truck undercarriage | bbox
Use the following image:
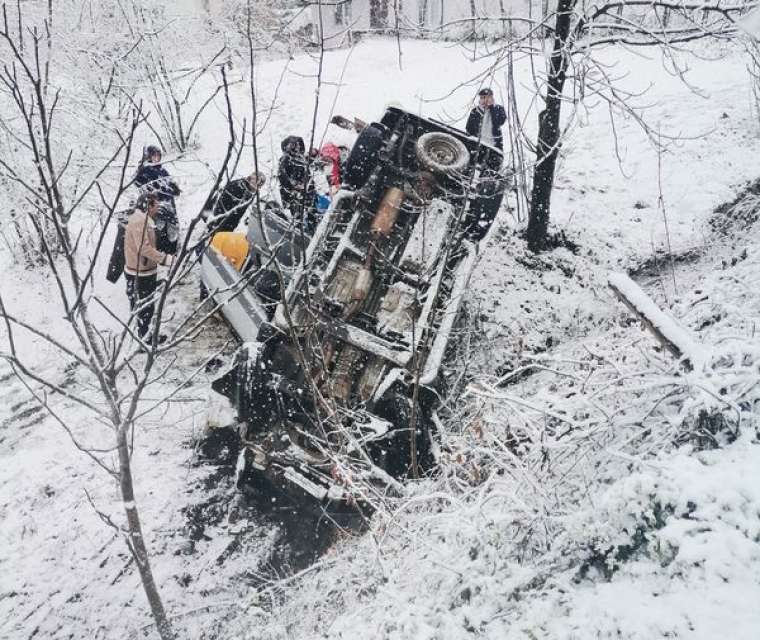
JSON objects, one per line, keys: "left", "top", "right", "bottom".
{"left": 204, "top": 107, "right": 507, "bottom": 513}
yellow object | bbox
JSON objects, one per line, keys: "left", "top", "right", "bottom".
{"left": 211, "top": 232, "right": 249, "bottom": 272}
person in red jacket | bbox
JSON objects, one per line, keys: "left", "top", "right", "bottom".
{"left": 319, "top": 143, "right": 343, "bottom": 194}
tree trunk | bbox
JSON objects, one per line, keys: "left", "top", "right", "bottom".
{"left": 526, "top": 0, "right": 576, "bottom": 252}
{"left": 117, "top": 429, "right": 176, "bottom": 640}
{"left": 498, "top": 0, "right": 509, "bottom": 38}
{"left": 16, "top": 0, "right": 23, "bottom": 51}
{"left": 370, "top": 0, "right": 389, "bottom": 29}
{"left": 44, "top": 0, "right": 52, "bottom": 93}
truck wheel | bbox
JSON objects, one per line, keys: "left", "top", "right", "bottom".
{"left": 462, "top": 171, "right": 508, "bottom": 241}
{"left": 416, "top": 132, "right": 470, "bottom": 175}
{"left": 343, "top": 124, "right": 386, "bottom": 189}
{"left": 374, "top": 390, "right": 432, "bottom": 478}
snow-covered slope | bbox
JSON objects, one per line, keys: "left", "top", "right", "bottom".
{"left": 2, "top": 36, "right": 760, "bottom": 639}
{"left": 255, "top": 192, "right": 760, "bottom": 637}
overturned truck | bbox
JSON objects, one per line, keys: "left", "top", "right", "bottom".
{"left": 205, "top": 107, "right": 507, "bottom": 512}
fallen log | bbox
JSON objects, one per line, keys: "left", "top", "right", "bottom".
{"left": 608, "top": 272, "right": 702, "bottom": 369}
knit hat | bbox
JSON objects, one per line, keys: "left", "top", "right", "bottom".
{"left": 143, "top": 145, "right": 162, "bottom": 162}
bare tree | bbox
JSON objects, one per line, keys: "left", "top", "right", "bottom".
{"left": 524, "top": 0, "right": 748, "bottom": 250}
{"left": 525, "top": 0, "right": 576, "bottom": 251}
{"left": 419, "top": 1, "right": 749, "bottom": 251}
{"left": 0, "top": 4, "right": 254, "bottom": 637}
{"left": 101, "top": 0, "right": 230, "bottom": 152}
{"left": 0, "top": 7, "right": 176, "bottom": 638}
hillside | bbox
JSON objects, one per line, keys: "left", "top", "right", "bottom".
{"left": 1, "top": 35, "right": 759, "bottom": 639}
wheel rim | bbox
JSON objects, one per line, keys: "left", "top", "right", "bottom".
{"left": 427, "top": 138, "right": 461, "bottom": 166}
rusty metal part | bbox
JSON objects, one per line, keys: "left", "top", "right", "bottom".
{"left": 351, "top": 267, "right": 373, "bottom": 301}
{"left": 327, "top": 260, "right": 364, "bottom": 304}
{"left": 370, "top": 187, "right": 405, "bottom": 238}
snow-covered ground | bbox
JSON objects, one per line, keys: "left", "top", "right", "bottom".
{"left": 2, "top": 35, "right": 760, "bottom": 639}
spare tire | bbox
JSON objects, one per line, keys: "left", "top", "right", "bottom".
{"left": 416, "top": 132, "right": 470, "bottom": 175}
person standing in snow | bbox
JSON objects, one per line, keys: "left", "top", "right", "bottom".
{"left": 466, "top": 87, "right": 507, "bottom": 152}
{"left": 463, "top": 88, "right": 511, "bottom": 242}
{"left": 278, "top": 136, "right": 316, "bottom": 228}
{"left": 123, "top": 195, "right": 173, "bottom": 342}
{"left": 134, "top": 145, "right": 181, "bottom": 253}
{"left": 204, "top": 171, "right": 265, "bottom": 235}
{"left": 134, "top": 145, "right": 181, "bottom": 204}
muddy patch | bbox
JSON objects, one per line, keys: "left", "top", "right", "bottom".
{"left": 628, "top": 247, "right": 703, "bottom": 282}
{"left": 709, "top": 177, "right": 760, "bottom": 234}
{"left": 182, "top": 448, "right": 357, "bottom": 589}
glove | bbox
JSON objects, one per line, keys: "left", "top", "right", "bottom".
{"left": 163, "top": 254, "right": 176, "bottom": 269}
{"left": 330, "top": 115, "right": 352, "bottom": 130}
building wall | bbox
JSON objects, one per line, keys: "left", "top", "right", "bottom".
{"left": 313, "top": 0, "right": 372, "bottom": 49}
{"left": 405, "top": 0, "right": 529, "bottom": 25}
{"left": 312, "top": 0, "right": 546, "bottom": 47}
{"left": 175, "top": 0, "right": 226, "bottom": 15}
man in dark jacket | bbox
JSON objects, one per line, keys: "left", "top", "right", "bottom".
{"left": 466, "top": 88, "right": 507, "bottom": 151}
{"left": 204, "top": 172, "right": 264, "bottom": 235}
{"left": 278, "top": 136, "right": 316, "bottom": 219}
{"left": 135, "top": 145, "right": 181, "bottom": 254}
{"left": 135, "top": 146, "right": 181, "bottom": 202}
